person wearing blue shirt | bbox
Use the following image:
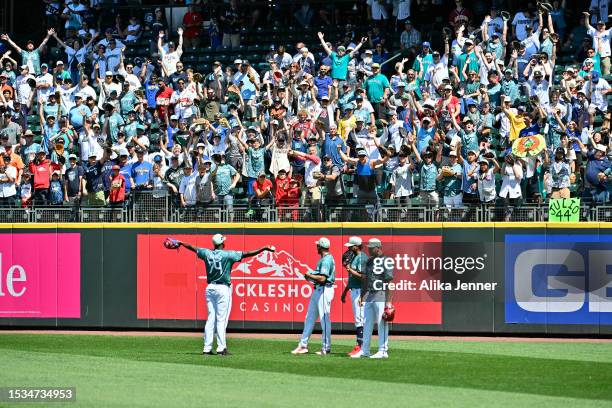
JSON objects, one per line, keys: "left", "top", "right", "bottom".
{"left": 322, "top": 126, "right": 346, "bottom": 168}
{"left": 144, "top": 74, "right": 160, "bottom": 108}
{"left": 131, "top": 148, "right": 153, "bottom": 189}
{"left": 68, "top": 95, "right": 91, "bottom": 130}
{"left": 313, "top": 69, "right": 332, "bottom": 100}
{"left": 414, "top": 117, "right": 436, "bottom": 154}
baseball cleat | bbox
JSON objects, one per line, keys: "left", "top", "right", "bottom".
{"left": 348, "top": 345, "right": 361, "bottom": 356}
{"left": 315, "top": 349, "right": 331, "bottom": 355}
{"left": 291, "top": 346, "right": 309, "bottom": 355}
{"left": 202, "top": 350, "right": 215, "bottom": 355}
{"left": 369, "top": 351, "right": 389, "bottom": 359}
{"left": 217, "top": 349, "right": 230, "bottom": 356}
{"left": 350, "top": 350, "right": 370, "bottom": 358}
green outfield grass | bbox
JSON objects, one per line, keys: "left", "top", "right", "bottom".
{"left": 0, "top": 333, "right": 611, "bottom": 407}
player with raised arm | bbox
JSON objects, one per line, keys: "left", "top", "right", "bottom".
{"left": 166, "top": 235, "right": 274, "bottom": 355}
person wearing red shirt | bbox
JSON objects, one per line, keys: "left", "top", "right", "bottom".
{"left": 436, "top": 84, "right": 461, "bottom": 122}
{"left": 249, "top": 172, "right": 274, "bottom": 221}
{"left": 155, "top": 78, "right": 174, "bottom": 121}
{"left": 448, "top": 0, "right": 473, "bottom": 27}
{"left": 28, "top": 150, "right": 51, "bottom": 205}
{"left": 182, "top": 5, "right": 203, "bottom": 49}
{"left": 108, "top": 165, "right": 126, "bottom": 207}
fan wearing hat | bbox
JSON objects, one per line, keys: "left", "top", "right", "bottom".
{"left": 27, "top": 146, "right": 52, "bottom": 206}
{"left": 157, "top": 27, "right": 184, "bottom": 76}
{"left": 173, "top": 235, "right": 274, "bottom": 355}
{"left": 363, "top": 60, "right": 390, "bottom": 117}
{"left": 467, "top": 154, "right": 500, "bottom": 204}
{"left": 436, "top": 143, "right": 464, "bottom": 209}
{"left": 337, "top": 141, "right": 389, "bottom": 215}
{"left": 0, "top": 147, "right": 18, "bottom": 206}
{"left": 584, "top": 12, "right": 611, "bottom": 76}
{"left": 1, "top": 29, "right": 54, "bottom": 75}
{"left": 317, "top": 30, "right": 367, "bottom": 83}
{"left": 291, "top": 236, "right": 336, "bottom": 356}
{"left": 64, "top": 153, "right": 84, "bottom": 210}
{"left": 296, "top": 78, "right": 316, "bottom": 112}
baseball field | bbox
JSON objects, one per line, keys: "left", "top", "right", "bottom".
{"left": 0, "top": 332, "right": 611, "bottom": 407}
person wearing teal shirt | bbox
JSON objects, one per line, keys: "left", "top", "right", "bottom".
{"left": 317, "top": 31, "right": 366, "bottom": 81}
{"left": 414, "top": 146, "right": 440, "bottom": 207}
{"left": 67, "top": 95, "right": 91, "bottom": 129}
{"left": 1, "top": 29, "right": 53, "bottom": 75}
{"left": 364, "top": 64, "right": 390, "bottom": 104}
{"left": 212, "top": 154, "right": 240, "bottom": 216}
{"left": 293, "top": 237, "right": 336, "bottom": 355}
{"left": 119, "top": 84, "right": 138, "bottom": 115}
{"left": 100, "top": 105, "right": 125, "bottom": 143}
{"left": 340, "top": 236, "right": 368, "bottom": 356}
{"left": 176, "top": 234, "right": 273, "bottom": 355}
{"left": 501, "top": 69, "right": 520, "bottom": 104}
{"left": 437, "top": 150, "right": 463, "bottom": 208}
{"left": 457, "top": 41, "right": 480, "bottom": 81}
{"left": 123, "top": 111, "right": 139, "bottom": 139}
{"left": 412, "top": 42, "right": 434, "bottom": 80}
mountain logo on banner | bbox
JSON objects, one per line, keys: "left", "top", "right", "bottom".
{"left": 232, "top": 250, "right": 313, "bottom": 278}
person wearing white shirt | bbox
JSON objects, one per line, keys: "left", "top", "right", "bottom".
{"left": 582, "top": 73, "right": 611, "bottom": 126}
{"left": 158, "top": 28, "right": 184, "bottom": 77}
{"left": 35, "top": 64, "right": 55, "bottom": 103}
{"left": 527, "top": 71, "right": 550, "bottom": 107}
{"left": 469, "top": 156, "right": 499, "bottom": 204}
{"left": 499, "top": 154, "right": 523, "bottom": 221}
{"left": 368, "top": 0, "right": 389, "bottom": 21}
{"left": 125, "top": 17, "right": 142, "bottom": 43}
{"left": 79, "top": 124, "right": 103, "bottom": 162}
{"left": 585, "top": 13, "right": 612, "bottom": 75}
{"left": 104, "top": 40, "right": 123, "bottom": 74}
{"left": 14, "top": 66, "right": 35, "bottom": 105}
{"left": 179, "top": 166, "right": 198, "bottom": 207}
{"left": 0, "top": 160, "right": 17, "bottom": 205}
{"left": 389, "top": 152, "right": 413, "bottom": 205}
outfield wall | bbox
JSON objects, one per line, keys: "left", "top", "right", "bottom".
{"left": 0, "top": 222, "right": 611, "bottom": 335}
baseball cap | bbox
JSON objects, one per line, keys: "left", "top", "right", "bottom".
{"left": 534, "top": 70, "right": 543, "bottom": 77}
{"left": 592, "top": 71, "right": 600, "bottom": 82}
{"left": 397, "top": 81, "right": 406, "bottom": 87}
{"left": 364, "top": 49, "right": 373, "bottom": 55}
{"left": 464, "top": 39, "right": 474, "bottom": 45}
{"left": 356, "top": 148, "right": 367, "bottom": 156}
{"left": 153, "top": 155, "right": 162, "bottom": 162}
{"left": 449, "top": 151, "right": 458, "bottom": 157}
{"left": 422, "top": 116, "right": 432, "bottom": 123}
{"left": 118, "top": 147, "right": 129, "bottom": 156}
{"left": 595, "top": 144, "right": 607, "bottom": 153}
{"left": 344, "top": 236, "right": 362, "bottom": 247}
{"left": 503, "top": 95, "right": 512, "bottom": 102}
{"left": 196, "top": 142, "right": 206, "bottom": 148}
{"left": 337, "top": 46, "right": 346, "bottom": 52}
{"left": 422, "top": 41, "right": 430, "bottom": 47}
{"left": 170, "top": 115, "right": 178, "bottom": 121}
{"left": 371, "top": 63, "right": 381, "bottom": 68}
{"left": 444, "top": 84, "right": 453, "bottom": 90}
{"left": 315, "top": 237, "right": 331, "bottom": 249}
{"left": 504, "top": 68, "right": 513, "bottom": 74}
{"left": 41, "top": 63, "right": 48, "bottom": 69}
{"left": 478, "top": 156, "right": 489, "bottom": 164}
{"left": 321, "top": 95, "right": 330, "bottom": 101}
{"left": 212, "top": 233, "right": 226, "bottom": 246}
{"left": 462, "top": 116, "right": 473, "bottom": 123}
{"left": 367, "top": 238, "right": 382, "bottom": 248}
{"left": 69, "top": 154, "right": 77, "bottom": 160}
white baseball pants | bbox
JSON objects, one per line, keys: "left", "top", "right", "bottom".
{"left": 299, "top": 285, "right": 334, "bottom": 351}
{"left": 203, "top": 283, "right": 232, "bottom": 353}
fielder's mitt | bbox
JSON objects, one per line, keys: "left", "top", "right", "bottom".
{"left": 382, "top": 304, "right": 396, "bottom": 322}
{"left": 342, "top": 249, "right": 356, "bottom": 266}
{"left": 440, "top": 166, "right": 455, "bottom": 177}
{"left": 163, "top": 238, "right": 180, "bottom": 250}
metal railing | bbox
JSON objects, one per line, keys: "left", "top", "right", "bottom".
{"left": 0, "top": 204, "right": 608, "bottom": 223}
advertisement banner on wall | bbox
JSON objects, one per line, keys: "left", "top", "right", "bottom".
{"left": 505, "top": 234, "right": 612, "bottom": 325}
{"left": 137, "top": 233, "right": 445, "bottom": 325}
{"left": 0, "top": 233, "right": 81, "bottom": 318}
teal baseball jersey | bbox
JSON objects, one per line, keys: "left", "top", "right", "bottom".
{"left": 197, "top": 248, "right": 243, "bottom": 285}
{"left": 347, "top": 252, "right": 368, "bottom": 289}
{"left": 313, "top": 253, "right": 336, "bottom": 286}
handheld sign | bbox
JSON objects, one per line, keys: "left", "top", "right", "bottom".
{"left": 548, "top": 198, "right": 580, "bottom": 222}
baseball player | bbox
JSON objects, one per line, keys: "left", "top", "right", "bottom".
{"left": 341, "top": 236, "right": 368, "bottom": 356}
{"left": 291, "top": 237, "right": 336, "bottom": 355}
{"left": 351, "top": 238, "right": 393, "bottom": 359}
{"left": 176, "top": 234, "right": 274, "bottom": 355}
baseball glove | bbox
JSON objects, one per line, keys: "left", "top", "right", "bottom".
{"left": 382, "top": 304, "right": 396, "bottom": 322}
{"left": 163, "top": 238, "right": 180, "bottom": 250}
{"left": 440, "top": 166, "right": 455, "bottom": 177}
{"left": 342, "top": 249, "right": 356, "bottom": 267}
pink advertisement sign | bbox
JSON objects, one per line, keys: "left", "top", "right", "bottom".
{"left": 0, "top": 233, "right": 80, "bottom": 318}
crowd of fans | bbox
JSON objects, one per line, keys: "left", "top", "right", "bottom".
{"left": 0, "top": 0, "right": 610, "bottom": 222}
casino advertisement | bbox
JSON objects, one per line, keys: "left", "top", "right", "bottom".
{"left": 136, "top": 233, "right": 446, "bottom": 325}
